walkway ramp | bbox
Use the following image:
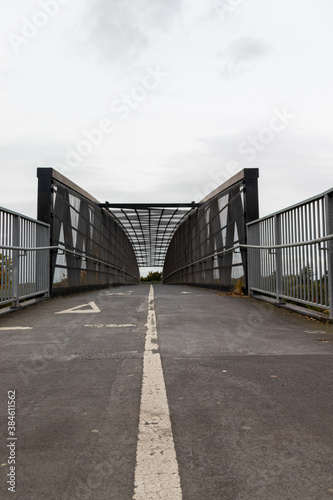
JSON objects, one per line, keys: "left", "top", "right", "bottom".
{"left": 0, "top": 286, "right": 333, "bottom": 499}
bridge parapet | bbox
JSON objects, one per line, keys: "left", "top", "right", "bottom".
{"left": 37, "top": 168, "right": 140, "bottom": 295}
{"left": 162, "top": 168, "right": 259, "bottom": 291}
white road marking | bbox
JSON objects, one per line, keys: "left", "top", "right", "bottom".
{"left": 0, "top": 327, "right": 33, "bottom": 331}
{"left": 55, "top": 301, "right": 101, "bottom": 314}
{"left": 133, "top": 285, "right": 182, "bottom": 500}
{"left": 100, "top": 292, "right": 133, "bottom": 296}
{"left": 84, "top": 324, "right": 136, "bottom": 328}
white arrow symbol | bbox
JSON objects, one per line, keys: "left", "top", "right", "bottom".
{"left": 55, "top": 301, "right": 101, "bottom": 314}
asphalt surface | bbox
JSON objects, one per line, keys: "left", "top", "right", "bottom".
{"left": 0, "top": 284, "right": 333, "bottom": 500}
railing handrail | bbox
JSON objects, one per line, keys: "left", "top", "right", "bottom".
{"left": 247, "top": 187, "right": 333, "bottom": 226}
{"left": 241, "top": 234, "right": 333, "bottom": 250}
{"left": 0, "top": 245, "right": 57, "bottom": 251}
{"left": 0, "top": 206, "right": 49, "bottom": 227}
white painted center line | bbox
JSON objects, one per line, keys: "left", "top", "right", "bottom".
{"left": 0, "top": 327, "right": 33, "bottom": 331}
{"left": 133, "top": 285, "right": 182, "bottom": 500}
{"left": 84, "top": 324, "right": 136, "bottom": 328}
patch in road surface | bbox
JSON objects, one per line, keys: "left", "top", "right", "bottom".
{"left": 133, "top": 285, "right": 182, "bottom": 500}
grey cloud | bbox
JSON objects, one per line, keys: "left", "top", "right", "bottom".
{"left": 220, "top": 36, "right": 272, "bottom": 78}
{"left": 199, "top": 131, "right": 333, "bottom": 216}
{"left": 79, "top": 0, "right": 182, "bottom": 62}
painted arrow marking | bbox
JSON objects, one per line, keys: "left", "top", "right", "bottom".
{"left": 55, "top": 301, "right": 101, "bottom": 314}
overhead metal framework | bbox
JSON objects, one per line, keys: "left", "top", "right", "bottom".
{"left": 99, "top": 203, "right": 201, "bottom": 267}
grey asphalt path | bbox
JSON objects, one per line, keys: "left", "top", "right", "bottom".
{"left": 1, "top": 284, "right": 333, "bottom": 500}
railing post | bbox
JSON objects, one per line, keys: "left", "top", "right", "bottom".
{"left": 246, "top": 222, "right": 260, "bottom": 294}
{"left": 36, "top": 224, "right": 50, "bottom": 298}
{"left": 274, "top": 213, "right": 283, "bottom": 303}
{"left": 46, "top": 225, "right": 50, "bottom": 296}
{"left": 11, "top": 215, "right": 20, "bottom": 308}
{"left": 325, "top": 193, "right": 333, "bottom": 320}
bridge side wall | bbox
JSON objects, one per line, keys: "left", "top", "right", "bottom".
{"left": 37, "top": 168, "right": 140, "bottom": 295}
{"left": 162, "top": 169, "right": 259, "bottom": 291}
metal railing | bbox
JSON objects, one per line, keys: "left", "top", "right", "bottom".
{"left": 247, "top": 188, "right": 333, "bottom": 319}
{"left": 0, "top": 207, "right": 50, "bottom": 307}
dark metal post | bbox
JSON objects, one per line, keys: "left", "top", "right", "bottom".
{"left": 243, "top": 169, "right": 259, "bottom": 224}
{"left": 37, "top": 168, "right": 53, "bottom": 294}
{"left": 37, "top": 168, "right": 53, "bottom": 225}
{"left": 243, "top": 169, "right": 259, "bottom": 294}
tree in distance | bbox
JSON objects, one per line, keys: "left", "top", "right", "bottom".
{"left": 140, "top": 271, "right": 162, "bottom": 283}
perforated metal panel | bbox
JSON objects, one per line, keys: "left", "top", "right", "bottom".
{"left": 163, "top": 169, "right": 259, "bottom": 291}
{"left": 37, "top": 169, "right": 140, "bottom": 293}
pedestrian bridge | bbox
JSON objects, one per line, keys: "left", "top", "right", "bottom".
{"left": 1, "top": 167, "right": 333, "bottom": 321}
{"left": 1, "top": 168, "right": 333, "bottom": 499}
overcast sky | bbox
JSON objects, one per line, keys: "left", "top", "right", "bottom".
{"left": 1, "top": 0, "right": 333, "bottom": 222}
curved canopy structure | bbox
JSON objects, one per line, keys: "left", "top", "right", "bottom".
{"left": 100, "top": 203, "right": 201, "bottom": 267}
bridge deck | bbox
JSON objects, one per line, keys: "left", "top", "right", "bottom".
{"left": 0, "top": 285, "right": 333, "bottom": 499}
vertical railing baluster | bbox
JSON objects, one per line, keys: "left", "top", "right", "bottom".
{"left": 325, "top": 192, "right": 333, "bottom": 320}
{"left": 11, "top": 215, "right": 20, "bottom": 308}
{"left": 274, "top": 213, "right": 283, "bottom": 303}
